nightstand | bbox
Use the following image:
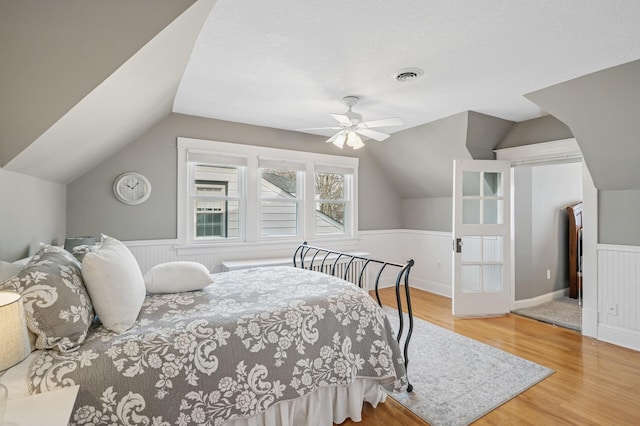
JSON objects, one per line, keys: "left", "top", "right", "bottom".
{"left": 3, "top": 385, "right": 79, "bottom": 426}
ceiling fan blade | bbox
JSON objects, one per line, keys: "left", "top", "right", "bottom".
{"left": 297, "top": 126, "right": 342, "bottom": 131}
{"left": 355, "top": 128, "right": 390, "bottom": 142}
{"left": 330, "top": 113, "right": 352, "bottom": 125}
{"left": 361, "top": 117, "right": 403, "bottom": 128}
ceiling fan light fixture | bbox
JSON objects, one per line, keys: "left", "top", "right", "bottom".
{"left": 394, "top": 67, "right": 424, "bottom": 83}
{"left": 331, "top": 132, "right": 347, "bottom": 149}
{"left": 346, "top": 132, "right": 365, "bottom": 149}
{"left": 306, "top": 95, "right": 402, "bottom": 150}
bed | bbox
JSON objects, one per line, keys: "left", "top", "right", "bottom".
{"left": 0, "top": 241, "right": 413, "bottom": 425}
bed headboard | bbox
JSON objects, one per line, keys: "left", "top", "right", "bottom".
{"left": 566, "top": 202, "right": 583, "bottom": 299}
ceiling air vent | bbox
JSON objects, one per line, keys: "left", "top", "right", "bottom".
{"left": 394, "top": 67, "right": 424, "bottom": 83}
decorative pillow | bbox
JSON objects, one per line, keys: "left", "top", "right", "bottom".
{"left": 0, "top": 245, "right": 94, "bottom": 352}
{"left": 0, "top": 261, "right": 23, "bottom": 282}
{"left": 70, "top": 244, "right": 99, "bottom": 263}
{"left": 81, "top": 234, "right": 146, "bottom": 333}
{"left": 144, "top": 261, "right": 214, "bottom": 294}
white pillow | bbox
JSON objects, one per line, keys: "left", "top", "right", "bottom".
{"left": 81, "top": 234, "right": 146, "bottom": 333}
{"left": 0, "top": 261, "right": 23, "bottom": 282}
{"left": 12, "top": 257, "right": 32, "bottom": 267}
{"left": 144, "top": 261, "right": 213, "bottom": 294}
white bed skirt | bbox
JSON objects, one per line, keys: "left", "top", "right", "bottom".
{"left": 226, "top": 379, "right": 387, "bottom": 426}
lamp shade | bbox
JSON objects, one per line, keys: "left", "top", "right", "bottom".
{"left": 64, "top": 236, "right": 96, "bottom": 252}
{"left": 0, "top": 291, "right": 31, "bottom": 371}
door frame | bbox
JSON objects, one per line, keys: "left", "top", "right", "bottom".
{"left": 494, "top": 138, "right": 598, "bottom": 338}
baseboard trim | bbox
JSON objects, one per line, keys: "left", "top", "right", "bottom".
{"left": 512, "top": 287, "right": 569, "bottom": 310}
{"left": 411, "top": 278, "right": 451, "bottom": 298}
{"left": 377, "top": 277, "right": 451, "bottom": 298}
{"left": 598, "top": 324, "right": 640, "bottom": 352}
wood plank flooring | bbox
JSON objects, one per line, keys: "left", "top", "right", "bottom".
{"left": 338, "top": 287, "right": 640, "bottom": 425}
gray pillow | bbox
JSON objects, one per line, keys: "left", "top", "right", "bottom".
{"left": 70, "top": 244, "right": 99, "bottom": 263}
{"left": 0, "top": 245, "right": 95, "bottom": 352}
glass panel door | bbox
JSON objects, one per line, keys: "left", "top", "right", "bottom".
{"left": 453, "top": 160, "right": 511, "bottom": 317}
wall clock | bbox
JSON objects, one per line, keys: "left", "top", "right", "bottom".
{"left": 113, "top": 172, "right": 151, "bottom": 205}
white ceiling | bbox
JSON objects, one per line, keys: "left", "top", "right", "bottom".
{"left": 174, "top": 0, "right": 640, "bottom": 138}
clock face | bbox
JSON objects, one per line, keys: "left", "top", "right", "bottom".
{"left": 113, "top": 173, "right": 151, "bottom": 205}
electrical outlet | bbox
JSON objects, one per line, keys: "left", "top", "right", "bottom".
{"left": 607, "top": 303, "right": 618, "bottom": 316}
{"left": 546, "top": 269, "right": 551, "bottom": 280}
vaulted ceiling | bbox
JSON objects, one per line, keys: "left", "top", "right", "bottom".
{"left": 2, "top": 0, "right": 640, "bottom": 189}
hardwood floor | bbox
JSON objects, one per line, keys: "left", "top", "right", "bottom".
{"left": 338, "top": 287, "right": 640, "bottom": 425}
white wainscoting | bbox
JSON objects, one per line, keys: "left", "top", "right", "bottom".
{"left": 124, "top": 239, "right": 313, "bottom": 275}
{"left": 124, "top": 230, "right": 454, "bottom": 296}
{"left": 598, "top": 244, "right": 640, "bottom": 351}
{"left": 358, "top": 230, "right": 453, "bottom": 296}
{"left": 125, "top": 237, "right": 640, "bottom": 351}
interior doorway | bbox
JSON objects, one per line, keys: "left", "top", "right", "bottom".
{"left": 495, "top": 139, "right": 585, "bottom": 332}
{"left": 509, "top": 161, "right": 583, "bottom": 331}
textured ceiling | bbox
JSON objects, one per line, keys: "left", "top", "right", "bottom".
{"left": 174, "top": 0, "right": 640, "bottom": 138}
{"left": 5, "top": 0, "right": 640, "bottom": 185}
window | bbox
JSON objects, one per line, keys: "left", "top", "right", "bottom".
{"left": 259, "top": 164, "right": 303, "bottom": 237}
{"left": 186, "top": 153, "right": 246, "bottom": 242}
{"left": 315, "top": 171, "right": 347, "bottom": 235}
{"left": 178, "top": 138, "right": 358, "bottom": 245}
{"left": 195, "top": 180, "right": 228, "bottom": 237}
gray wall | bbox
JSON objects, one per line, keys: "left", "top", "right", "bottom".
{"left": 401, "top": 197, "right": 452, "bottom": 232}
{"left": 527, "top": 59, "right": 640, "bottom": 191}
{"left": 0, "top": 0, "right": 196, "bottom": 166}
{"left": 465, "top": 111, "right": 514, "bottom": 159}
{"left": 367, "top": 110, "right": 512, "bottom": 199}
{"left": 513, "top": 167, "right": 533, "bottom": 299}
{"left": 66, "top": 113, "right": 402, "bottom": 240}
{"left": 367, "top": 112, "right": 471, "bottom": 199}
{"left": 369, "top": 110, "right": 512, "bottom": 232}
{"left": 514, "top": 162, "right": 583, "bottom": 300}
{"left": 526, "top": 59, "right": 640, "bottom": 246}
{"left": 497, "top": 115, "right": 573, "bottom": 149}
{"left": 0, "top": 168, "right": 66, "bottom": 261}
{"left": 599, "top": 190, "right": 640, "bottom": 245}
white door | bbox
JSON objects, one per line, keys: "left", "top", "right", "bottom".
{"left": 452, "top": 159, "right": 511, "bottom": 317}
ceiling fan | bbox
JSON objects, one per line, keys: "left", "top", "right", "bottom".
{"left": 299, "top": 96, "right": 403, "bottom": 149}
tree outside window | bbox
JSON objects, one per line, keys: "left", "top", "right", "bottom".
{"left": 315, "top": 172, "right": 346, "bottom": 234}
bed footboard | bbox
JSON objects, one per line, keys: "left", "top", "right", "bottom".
{"left": 293, "top": 242, "right": 415, "bottom": 393}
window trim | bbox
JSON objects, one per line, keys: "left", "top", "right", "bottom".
{"left": 177, "top": 137, "right": 359, "bottom": 246}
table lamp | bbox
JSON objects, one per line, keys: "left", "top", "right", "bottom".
{"left": 0, "top": 291, "right": 31, "bottom": 372}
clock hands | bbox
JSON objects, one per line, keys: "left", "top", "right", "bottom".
{"left": 125, "top": 182, "right": 140, "bottom": 190}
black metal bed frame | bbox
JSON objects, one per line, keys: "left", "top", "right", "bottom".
{"left": 293, "top": 242, "right": 415, "bottom": 392}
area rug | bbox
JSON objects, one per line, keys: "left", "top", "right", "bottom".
{"left": 512, "top": 297, "right": 581, "bottom": 331}
{"left": 384, "top": 308, "right": 553, "bottom": 426}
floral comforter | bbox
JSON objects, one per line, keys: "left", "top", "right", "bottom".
{"left": 27, "top": 266, "right": 406, "bottom": 425}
